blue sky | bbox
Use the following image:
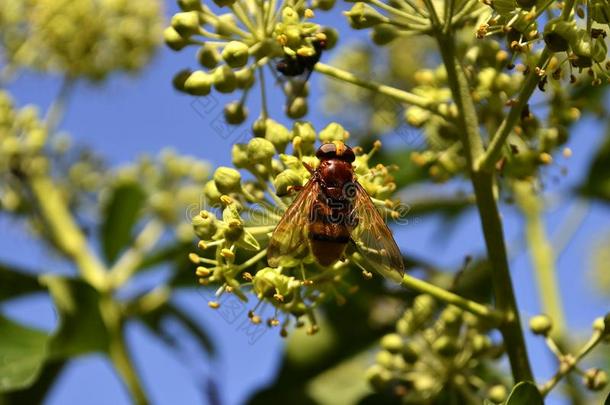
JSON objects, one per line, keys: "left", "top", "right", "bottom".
{"left": 1, "top": 1, "right": 610, "bottom": 404}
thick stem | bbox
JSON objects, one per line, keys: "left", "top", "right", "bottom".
{"left": 436, "top": 33, "right": 533, "bottom": 382}
{"left": 471, "top": 173, "right": 533, "bottom": 381}
{"left": 101, "top": 296, "right": 148, "bottom": 405}
{"left": 29, "top": 175, "right": 107, "bottom": 290}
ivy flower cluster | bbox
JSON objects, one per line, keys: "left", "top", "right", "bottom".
{"left": 0, "top": 0, "right": 163, "bottom": 81}
{"left": 189, "top": 121, "right": 405, "bottom": 335}
{"left": 165, "top": 0, "right": 337, "bottom": 123}
{"left": 367, "top": 294, "right": 508, "bottom": 403}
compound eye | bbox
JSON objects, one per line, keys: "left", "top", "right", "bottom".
{"left": 316, "top": 143, "right": 337, "bottom": 160}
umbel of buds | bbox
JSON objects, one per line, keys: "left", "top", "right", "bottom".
{"left": 190, "top": 122, "right": 404, "bottom": 336}
{"left": 165, "top": 0, "right": 337, "bottom": 123}
{"left": 367, "top": 295, "right": 506, "bottom": 403}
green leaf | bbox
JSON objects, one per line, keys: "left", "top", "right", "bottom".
{"left": 140, "top": 302, "right": 215, "bottom": 357}
{"left": 0, "top": 316, "right": 49, "bottom": 392}
{"left": 505, "top": 381, "right": 543, "bottom": 405}
{"left": 0, "top": 360, "right": 66, "bottom": 403}
{"left": 100, "top": 182, "right": 147, "bottom": 264}
{"left": 0, "top": 264, "right": 44, "bottom": 301}
{"left": 580, "top": 131, "right": 610, "bottom": 203}
{"left": 40, "top": 275, "right": 109, "bottom": 358}
{"left": 604, "top": 390, "right": 609, "bottom": 405}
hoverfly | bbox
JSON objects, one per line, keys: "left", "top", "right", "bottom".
{"left": 267, "top": 141, "right": 405, "bottom": 278}
{"left": 276, "top": 35, "right": 327, "bottom": 82}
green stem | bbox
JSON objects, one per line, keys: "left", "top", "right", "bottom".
{"left": 45, "top": 77, "right": 74, "bottom": 134}
{"left": 477, "top": 0, "right": 577, "bottom": 172}
{"left": 436, "top": 32, "right": 533, "bottom": 382}
{"left": 313, "top": 62, "right": 448, "bottom": 119}
{"left": 513, "top": 181, "right": 566, "bottom": 337}
{"left": 109, "top": 219, "right": 165, "bottom": 288}
{"left": 400, "top": 273, "right": 504, "bottom": 326}
{"left": 29, "top": 175, "right": 107, "bottom": 290}
{"left": 539, "top": 329, "right": 605, "bottom": 396}
{"left": 101, "top": 296, "right": 148, "bottom": 405}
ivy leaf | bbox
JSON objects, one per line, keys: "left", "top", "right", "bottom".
{"left": 604, "top": 390, "right": 609, "bottom": 405}
{"left": 0, "top": 360, "right": 66, "bottom": 403}
{"left": 505, "top": 381, "right": 543, "bottom": 405}
{"left": 140, "top": 302, "right": 215, "bottom": 357}
{"left": 100, "top": 182, "right": 147, "bottom": 264}
{"left": 0, "top": 316, "right": 50, "bottom": 392}
{"left": 0, "top": 264, "right": 44, "bottom": 301}
{"left": 40, "top": 275, "right": 110, "bottom": 358}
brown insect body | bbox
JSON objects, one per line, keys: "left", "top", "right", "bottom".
{"left": 308, "top": 144, "right": 357, "bottom": 266}
{"left": 268, "top": 142, "right": 404, "bottom": 277}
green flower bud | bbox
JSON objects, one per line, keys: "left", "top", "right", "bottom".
{"left": 412, "top": 294, "right": 435, "bottom": 323}
{"left": 488, "top": 385, "right": 508, "bottom": 403}
{"left": 380, "top": 333, "right": 403, "bottom": 353}
{"left": 286, "top": 97, "right": 308, "bottom": 119}
{"left": 247, "top": 137, "right": 276, "bottom": 164}
{"left": 401, "top": 342, "right": 418, "bottom": 363}
{"left": 345, "top": 3, "right": 387, "bottom": 29}
{"left": 164, "top": 27, "right": 189, "bottom": 51}
{"left": 224, "top": 101, "right": 248, "bottom": 124}
{"left": 192, "top": 210, "right": 218, "bottom": 239}
{"left": 375, "top": 350, "right": 394, "bottom": 369}
{"left": 231, "top": 144, "right": 250, "bottom": 168}
{"left": 432, "top": 335, "right": 459, "bottom": 357}
{"left": 197, "top": 44, "right": 221, "bottom": 68}
{"left": 591, "top": 0, "right": 610, "bottom": 23}
{"left": 313, "top": 0, "right": 336, "bottom": 11}
{"left": 178, "top": 0, "right": 202, "bottom": 11}
{"left": 204, "top": 180, "right": 222, "bottom": 203}
{"left": 171, "top": 11, "right": 201, "bottom": 36}
{"left": 273, "top": 169, "right": 302, "bottom": 196}
{"left": 252, "top": 267, "right": 298, "bottom": 299}
{"left": 213, "top": 65, "right": 237, "bottom": 93}
{"left": 319, "top": 122, "right": 348, "bottom": 142}
{"left": 592, "top": 36, "right": 608, "bottom": 63}
{"left": 214, "top": 166, "right": 242, "bottom": 194}
{"left": 213, "top": 0, "right": 237, "bottom": 7}
{"left": 222, "top": 41, "right": 250, "bottom": 68}
{"left": 570, "top": 30, "right": 595, "bottom": 67}
{"left": 265, "top": 120, "right": 292, "bottom": 152}
{"left": 252, "top": 116, "right": 267, "bottom": 137}
{"left": 319, "top": 27, "right": 338, "bottom": 49}
{"left": 366, "top": 365, "right": 392, "bottom": 391}
{"left": 184, "top": 70, "right": 213, "bottom": 95}
{"left": 293, "top": 122, "right": 316, "bottom": 153}
{"left": 471, "top": 334, "right": 492, "bottom": 355}
{"left": 543, "top": 19, "right": 577, "bottom": 52}
{"left": 215, "top": 14, "right": 238, "bottom": 37}
{"left": 583, "top": 368, "right": 607, "bottom": 391}
{"left": 529, "top": 314, "right": 553, "bottom": 336}
{"left": 235, "top": 67, "right": 255, "bottom": 89}
{"left": 172, "top": 69, "right": 192, "bottom": 92}
{"left": 371, "top": 23, "right": 399, "bottom": 45}
{"left": 281, "top": 7, "right": 300, "bottom": 25}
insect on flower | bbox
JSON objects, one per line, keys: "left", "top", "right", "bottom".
{"left": 276, "top": 35, "right": 327, "bottom": 81}
{"left": 268, "top": 141, "right": 405, "bottom": 277}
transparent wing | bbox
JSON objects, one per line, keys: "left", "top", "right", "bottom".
{"left": 267, "top": 179, "right": 319, "bottom": 268}
{"left": 351, "top": 181, "right": 405, "bottom": 281}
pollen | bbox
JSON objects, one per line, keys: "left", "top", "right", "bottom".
{"left": 208, "top": 301, "right": 220, "bottom": 309}
{"left": 189, "top": 253, "right": 200, "bottom": 264}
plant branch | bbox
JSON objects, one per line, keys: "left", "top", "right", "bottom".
{"left": 400, "top": 273, "right": 504, "bottom": 326}
{"left": 29, "top": 175, "right": 107, "bottom": 290}
{"left": 314, "top": 62, "right": 448, "bottom": 119}
{"left": 436, "top": 32, "right": 533, "bottom": 382}
{"left": 477, "top": 0, "right": 577, "bottom": 172}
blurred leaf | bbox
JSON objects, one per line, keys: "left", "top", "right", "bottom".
{"left": 40, "top": 275, "right": 109, "bottom": 358}
{"left": 604, "top": 390, "right": 609, "bottom": 405}
{"left": 0, "top": 316, "right": 49, "bottom": 392}
{"left": 0, "top": 360, "right": 65, "bottom": 404}
{"left": 140, "top": 302, "right": 214, "bottom": 357}
{"left": 505, "top": 382, "right": 543, "bottom": 405}
{"left": 0, "top": 264, "right": 44, "bottom": 301}
{"left": 100, "top": 183, "right": 146, "bottom": 263}
{"left": 451, "top": 258, "right": 494, "bottom": 305}
{"left": 306, "top": 350, "right": 372, "bottom": 405}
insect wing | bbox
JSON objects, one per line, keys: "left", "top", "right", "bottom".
{"left": 351, "top": 182, "right": 405, "bottom": 281}
{"left": 267, "top": 179, "right": 318, "bottom": 268}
